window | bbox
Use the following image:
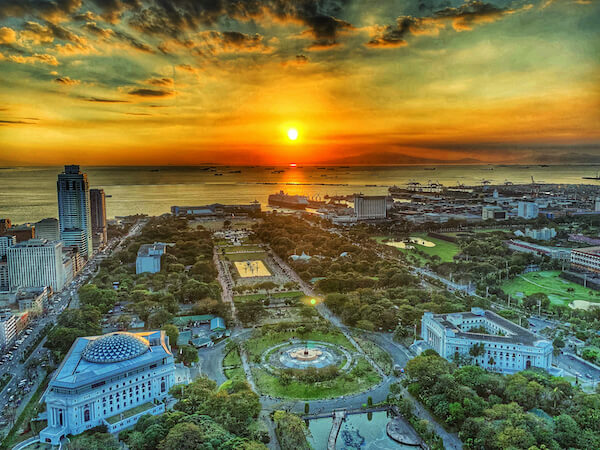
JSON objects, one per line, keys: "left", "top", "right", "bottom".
{"left": 84, "top": 408, "right": 90, "bottom": 422}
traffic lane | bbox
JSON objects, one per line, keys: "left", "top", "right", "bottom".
{"left": 556, "top": 353, "right": 600, "bottom": 380}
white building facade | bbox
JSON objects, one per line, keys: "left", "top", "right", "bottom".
{"left": 57, "top": 165, "right": 93, "bottom": 260}
{"left": 354, "top": 195, "right": 387, "bottom": 220}
{"left": 571, "top": 246, "right": 600, "bottom": 274}
{"left": 7, "top": 239, "right": 65, "bottom": 291}
{"left": 0, "top": 310, "right": 17, "bottom": 349}
{"left": 135, "top": 243, "right": 168, "bottom": 274}
{"left": 517, "top": 202, "right": 540, "bottom": 219}
{"left": 40, "top": 331, "right": 182, "bottom": 445}
{"left": 421, "top": 308, "right": 553, "bottom": 373}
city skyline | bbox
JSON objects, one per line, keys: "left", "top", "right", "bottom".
{"left": 0, "top": 0, "right": 599, "bottom": 166}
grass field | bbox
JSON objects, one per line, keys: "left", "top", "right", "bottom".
{"left": 225, "top": 251, "right": 268, "bottom": 262}
{"left": 234, "top": 260, "right": 272, "bottom": 277}
{"left": 252, "top": 357, "right": 381, "bottom": 399}
{"left": 352, "top": 334, "right": 393, "bottom": 375}
{"left": 245, "top": 329, "right": 354, "bottom": 359}
{"left": 223, "top": 244, "right": 264, "bottom": 253}
{"left": 373, "top": 232, "right": 459, "bottom": 263}
{"left": 233, "top": 291, "right": 305, "bottom": 304}
{"left": 502, "top": 270, "right": 600, "bottom": 307}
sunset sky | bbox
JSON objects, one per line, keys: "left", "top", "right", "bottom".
{"left": 0, "top": 0, "right": 598, "bottom": 165}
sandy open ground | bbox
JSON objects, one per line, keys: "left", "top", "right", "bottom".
{"left": 234, "top": 260, "right": 272, "bottom": 277}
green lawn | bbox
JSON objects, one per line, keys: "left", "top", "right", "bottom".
{"left": 351, "top": 334, "right": 393, "bottom": 375}
{"left": 372, "top": 233, "right": 459, "bottom": 263}
{"left": 252, "top": 358, "right": 381, "bottom": 400}
{"left": 224, "top": 367, "right": 246, "bottom": 380}
{"left": 224, "top": 251, "right": 268, "bottom": 262}
{"left": 502, "top": 270, "right": 600, "bottom": 307}
{"left": 105, "top": 402, "right": 156, "bottom": 424}
{"left": 223, "top": 348, "right": 242, "bottom": 367}
{"left": 223, "top": 244, "right": 264, "bottom": 253}
{"left": 233, "top": 291, "right": 305, "bottom": 304}
{"left": 244, "top": 329, "right": 354, "bottom": 359}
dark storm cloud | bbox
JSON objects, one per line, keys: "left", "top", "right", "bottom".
{"left": 126, "top": 0, "right": 353, "bottom": 48}
{"left": 0, "top": 119, "right": 36, "bottom": 124}
{"left": 128, "top": 88, "right": 173, "bottom": 97}
{"left": 54, "top": 75, "right": 80, "bottom": 84}
{"left": 113, "top": 29, "right": 154, "bottom": 52}
{"left": 84, "top": 96, "right": 130, "bottom": 102}
{"left": 89, "top": 0, "right": 142, "bottom": 23}
{"left": 82, "top": 21, "right": 113, "bottom": 38}
{"left": 22, "top": 20, "right": 87, "bottom": 46}
{"left": 434, "top": 1, "right": 511, "bottom": 31}
{"left": 146, "top": 77, "right": 173, "bottom": 86}
{"left": 81, "top": 21, "right": 154, "bottom": 52}
{"left": 367, "top": 1, "right": 516, "bottom": 48}
{"left": 303, "top": 14, "right": 353, "bottom": 49}
{"left": 0, "top": 0, "right": 82, "bottom": 21}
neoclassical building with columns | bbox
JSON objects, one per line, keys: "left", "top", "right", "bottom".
{"left": 40, "top": 330, "right": 185, "bottom": 445}
{"left": 421, "top": 308, "right": 552, "bottom": 373}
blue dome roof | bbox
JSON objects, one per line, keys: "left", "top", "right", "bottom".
{"left": 82, "top": 332, "right": 150, "bottom": 363}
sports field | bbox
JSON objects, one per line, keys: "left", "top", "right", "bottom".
{"left": 234, "top": 260, "right": 271, "bottom": 277}
{"left": 373, "top": 232, "right": 459, "bottom": 262}
{"left": 501, "top": 270, "right": 600, "bottom": 308}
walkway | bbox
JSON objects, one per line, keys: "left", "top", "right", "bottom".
{"left": 327, "top": 411, "right": 346, "bottom": 450}
{"left": 399, "top": 386, "right": 463, "bottom": 450}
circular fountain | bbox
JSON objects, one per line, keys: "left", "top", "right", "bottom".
{"left": 264, "top": 341, "right": 351, "bottom": 371}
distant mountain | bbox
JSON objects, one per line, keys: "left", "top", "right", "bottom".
{"left": 321, "top": 151, "right": 483, "bottom": 165}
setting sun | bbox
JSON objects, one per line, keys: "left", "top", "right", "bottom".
{"left": 287, "top": 128, "right": 299, "bottom": 141}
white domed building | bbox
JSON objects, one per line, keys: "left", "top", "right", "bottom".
{"left": 40, "top": 330, "right": 186, "bottom": 445}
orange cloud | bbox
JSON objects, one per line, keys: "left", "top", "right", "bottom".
{"left": 0, "top": 26, "right": 16, "bottom": 44}
{"left": 8, "top": 53, "right": 59, "bottom": 66}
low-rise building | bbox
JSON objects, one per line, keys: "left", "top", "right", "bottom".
{"left": 136, "top": 242, "right": 171, "bottom": 274}
{"left": 571, "top": 246, "right": 600, "bottom": 274}
{"left": 39, "top": 330, "right": 185, "bottom": 445}
{"left": 0, "top": 310, "right": 18, "bottom": 349}
{"left": 517, "top": 202, "right": 539, "bottom": 219}
{"left": 421, "top": 308, "right": 553, "bottom": 373}
{"left": 482, "top": 206, "right": 507, "bottom": 220}
{"left": 35, "top": 218, "right": 60, "bottom": 241}
{"left": 7, "top": 239, "right": 66, "bottom": 291}
{"left": 16, "top": 286, "right": 49, "bottom": 313}
{"left": 354, "top": 195, "right": 388, "bottom": 220}
{"left": 507, "top": 240, "right": 571, "bottom": 260}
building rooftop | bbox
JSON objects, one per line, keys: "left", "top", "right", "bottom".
{"left": 50, "top": 330, "right": 172, "bottom": 389}
{"left": 82, "top": 332, "right": 150, "bottom": 364}
{"left": 430, "top": 308, "right": 549, "bottom": 347}
{"left": 572, "top": 246, "right": 600, "bottom": 256}
{"left": 137, "top": 242, "right": 172, "bottom": 257}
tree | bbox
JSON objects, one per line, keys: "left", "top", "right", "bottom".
{"left": 163, "top": 324, "right": 179, "bottom": 348}
{"left": 159, "top": 422, "right": 204, "bottom": 450}
{"left": 469, "top": 343, "right": 486, "bottom": 363}
{"left": 177, "top": 345, "right": 199, "bottom": 366}
{"left": 552, "top": 336, "right": 565, "bottom": 356}
{"left": 273, "top": 411, "right": 310, "bottom": 450}
{"left": 67, "top": 431, "right": 120, "bottom": 450}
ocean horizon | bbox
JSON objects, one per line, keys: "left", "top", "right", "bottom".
{"left": 2, "top": 164, "right": 599, "bottom": 223}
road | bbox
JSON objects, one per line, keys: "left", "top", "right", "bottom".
{"left": 0, "top": 219, "right": 146, "bottom": 438}
{"left": 206, "top": 245, "right": 462, "bottom": 448}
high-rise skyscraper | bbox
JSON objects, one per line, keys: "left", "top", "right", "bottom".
{"left": 7, "top": 239, "right": 65, "bottom": 291}
{"left": 57, "top": 165, "right": 92, "bottom": 259}
{"left": 35, "top": 218, "right": 60, "bottom": 241}
{"left": 89, "top": 189, "right": 107, "bottom": 250}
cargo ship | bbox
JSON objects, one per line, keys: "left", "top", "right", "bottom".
{"left": 268, "top": 191, "right": 309, "bottom": 209}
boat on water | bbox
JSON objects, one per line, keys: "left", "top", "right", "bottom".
{"left": 583, "top": 172, "right": 600, "bottom": 180}
{"left": 268, "top": 191, "right": 309, "bottom": 209}
{"left": 272, "top": 170, "right": 284, "bottom": 174}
